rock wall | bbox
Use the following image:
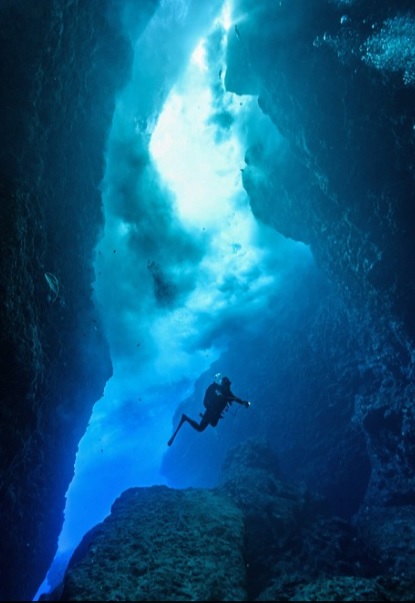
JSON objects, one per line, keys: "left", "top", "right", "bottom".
{"left": 0, "top": 2, "right": 156, "bottom": 599}
{"left": 225, "top": 0, "right": 415, "bottom": 509}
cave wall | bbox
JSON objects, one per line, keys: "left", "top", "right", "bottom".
{"left": 0, "top": 1, "right": 157, "bottom": 600}
{"left": 225, "top": 0, "right": 415, "bottom": 509}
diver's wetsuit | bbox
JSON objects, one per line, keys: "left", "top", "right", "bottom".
{"left": 167, "top": 380, "right": 248, "bottom": 446}
{"left": 191, "top": 382, "right": 229, "bottom": 430}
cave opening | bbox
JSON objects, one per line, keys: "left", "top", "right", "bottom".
{"left": 35, "top": 1, "right": 314, "bottom": 598}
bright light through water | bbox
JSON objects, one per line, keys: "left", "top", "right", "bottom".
{"left": 53, "top": 0, "right": 311, "bottom": 568}
{"left": 150, "top": 35, "right": 275, "bottom": 319}
{"left": 151, "top": 58, "right": 244, "bottom": 226}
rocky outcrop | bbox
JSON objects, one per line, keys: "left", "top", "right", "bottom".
{"left": 48, "top": 486, "right": 247, "bottom": 601}
{"left": 0, "top": 2, "right": 155, "bottom": 600}
{"left": 43, "top": 439, "right": 415, "bottom": 601}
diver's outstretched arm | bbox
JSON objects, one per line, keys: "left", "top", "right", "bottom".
{"left": 227, "top": 393, "right": 250, "bottom": 407}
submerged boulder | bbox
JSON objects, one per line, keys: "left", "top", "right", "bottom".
{"left": 42, "top": 440, "right": 415, "bottom": 601}
{"left": 53, "top": 486, "right": 247, "bottom": 602}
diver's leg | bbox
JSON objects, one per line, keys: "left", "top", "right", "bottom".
{"left": 168, "top": 413, "right": 209, "bottom": 445}
{"left": 185, "top": 413, "right": 209, "bottom": 433}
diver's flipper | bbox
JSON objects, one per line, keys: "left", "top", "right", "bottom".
{"left": 167, "top": 414, "right": 185, "bottom": 446}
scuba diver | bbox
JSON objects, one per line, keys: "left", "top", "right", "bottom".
{"left": 167, "top": 374, "right": 250, "bottom": 446}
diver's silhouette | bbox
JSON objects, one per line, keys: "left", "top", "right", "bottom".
{"left": 167, "top": 374, "right": 250, "bottom": 446}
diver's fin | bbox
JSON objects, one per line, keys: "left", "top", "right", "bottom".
{"left": 167, "top": 414, "right": 185, "bottom": 446}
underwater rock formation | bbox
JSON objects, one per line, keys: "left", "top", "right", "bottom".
{"left": 43, "top": 440, "right": 415, "bottom": 601}
{"left": 50, "top": 486, "right": 247, "bottom": 601}
{"left": 3, "top": 0, "right": 415, "bottom": 600}
{"left": 0, "top": 1, "right": 141, "bottom": 599}
{"left": 225, "top": 0, "right": 415, "bottom": 511}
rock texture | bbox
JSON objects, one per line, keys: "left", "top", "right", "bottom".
{"left": 44, "top": 439, "right": 415, "bottom": 601}
{"left": 225, "top": 0, "right": 415, "bottom": 510}
{"left": 0, "top": 1, "right": 151, "bottom": 600}
{"left": 52, "top": 486, "right": 247, "bottom": 601}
